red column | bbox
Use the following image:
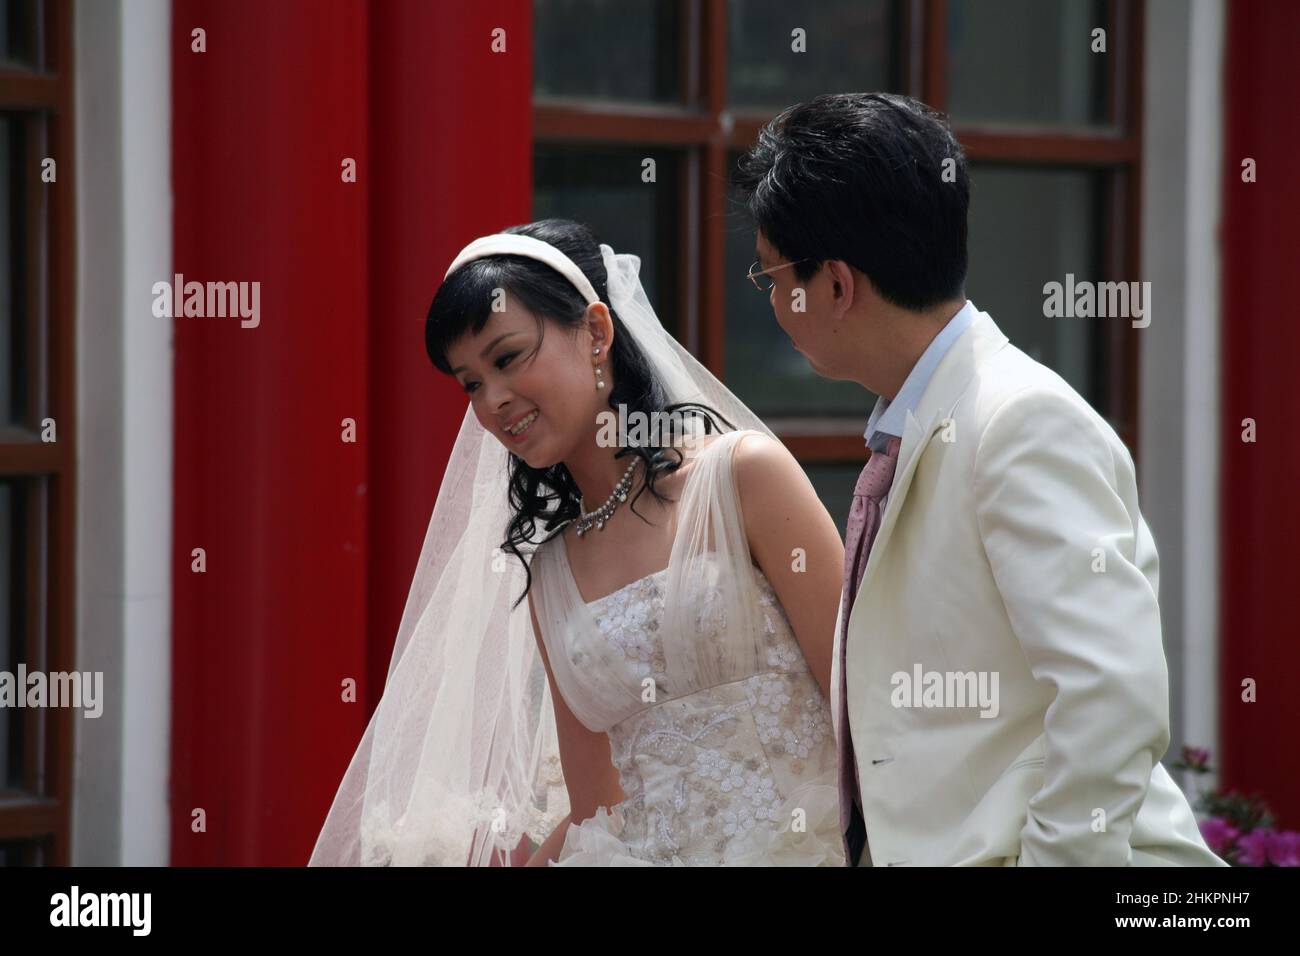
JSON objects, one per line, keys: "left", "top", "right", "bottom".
{"left": 1219, "top": 0, "right": 1300, "bottom": 829}
{"left": 171, "top": 0, "right": 532, "bottom": 864}
{"left": 365, "top": 0, "right": 533, "bottom": 698}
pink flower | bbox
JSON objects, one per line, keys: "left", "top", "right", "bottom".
{"left": 1236, "top": 828, "right": 1272, "bottom": 866}
{"left": 1181, "top": 746, "right": 1212, "bottom": 771}
{"left": 1199, "top": 817, "right": 1240, "bottom": 855}
{"left": 1267, "top": 830, "right": 1300, "bottom": 867}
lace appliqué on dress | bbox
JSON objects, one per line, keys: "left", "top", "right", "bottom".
{"left": 552, "top": 564, "right": 844, "bottom": 867}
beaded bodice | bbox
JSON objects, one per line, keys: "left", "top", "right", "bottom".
{"left": 560, "top": 562, "right": 837, "bottom": 864}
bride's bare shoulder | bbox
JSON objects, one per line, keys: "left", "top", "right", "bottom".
{"left": 727, "top": 431, "right": 806, "bottom": 501}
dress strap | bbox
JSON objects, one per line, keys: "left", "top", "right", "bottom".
{"left": 660, "top": 428, "right": 771, "bottom": 691}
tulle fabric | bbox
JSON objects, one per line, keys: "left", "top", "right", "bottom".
{"left": 531, "top": 429, "right": 774, "bottom": 736}
{"left": 310, "top": 406, "right": 568, "bottom": 867}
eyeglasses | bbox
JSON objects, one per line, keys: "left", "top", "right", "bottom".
{"left": 746, "top": 258, "right": 812, "bottom": 292}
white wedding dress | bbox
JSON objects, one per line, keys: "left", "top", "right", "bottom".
{"left": 528, "top": 429, "right": 845, "bottom": 866}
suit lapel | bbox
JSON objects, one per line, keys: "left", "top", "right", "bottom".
{"left": 853, "top": 310, "right": 1011, "bottom": 594}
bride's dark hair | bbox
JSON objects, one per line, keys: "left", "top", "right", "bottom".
{"left": 425, "top": 218, "right": 734, "bottom": 607}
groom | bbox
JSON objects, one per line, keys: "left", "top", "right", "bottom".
{"left": 734, "top": 93, "right": 1225, "bottom": 867}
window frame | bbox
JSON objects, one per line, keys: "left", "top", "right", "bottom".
{"left": 0, "top": 0, "right": 76, "bottom": 866}
{"left": 533, "top": 0, "right": 1143, "bottom": 465}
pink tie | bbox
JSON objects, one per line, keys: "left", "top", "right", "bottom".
{"left": 837, "top": 435, "right": 901, "bottom": 866}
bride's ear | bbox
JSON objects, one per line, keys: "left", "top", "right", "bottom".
{"left": 584, "top": 302, "right": 615, "bottom": 355}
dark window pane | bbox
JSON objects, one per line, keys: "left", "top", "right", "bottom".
{"left": 947, "top": 0, "right": 1110, "bottom": 129}
{"left": 802, "top": 463, "right": 861, "bottom": 538}
{"left": 0, "top": 836, "right": 49, "bottom": 865}
{"left": 724, "top": 156, "right": 868, "bottom": 417}
{"left": 1, "top": 478, "right": 30, "bottom": 793}
{"left": 535, "top": 0, "right": 682, "bottom": 104}
{"left": 2, "top": 112, "right": 30, "bottom": 427}
{"left": 533, "top": 144, "right": 682, "bottom": 341}
{"left": 965, "top": 164, "right": 1107, "bottom": 411}
{"left": 0, "top": 0, "right": 43, "bottom": 72}
{"left": 728, "top": 0, "right": 901, "bottom": 111}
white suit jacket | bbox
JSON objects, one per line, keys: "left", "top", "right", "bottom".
{"left": 836, "top": 308, "right": 1226, "bottom": 866}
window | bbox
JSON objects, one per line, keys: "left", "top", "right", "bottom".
{"left": 534, "top": 0, "right": 1142, "bottom": 532}
{"left": 0, "top": 0, "right": 74, "bottom": 866}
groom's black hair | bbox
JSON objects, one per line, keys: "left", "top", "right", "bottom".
{"left": 733, "top": 92, "right": 969, "bottom": 311}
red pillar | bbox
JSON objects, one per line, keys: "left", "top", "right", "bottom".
{"left": 1219, "top": 0, "right": 1300, "bottom": 829}
{"left": 365, "top": 0, "right": 534, "bottom": 699}
{"left": 171, "top": 0, "right": 532, "bottom": 864}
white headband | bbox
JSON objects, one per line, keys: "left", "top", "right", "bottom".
{"left": 443, "top": 233, "right": 601, "bottom": 306}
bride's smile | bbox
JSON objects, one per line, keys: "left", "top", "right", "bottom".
{"left": 442, "top": 300, "right": 612, "bottom": 472}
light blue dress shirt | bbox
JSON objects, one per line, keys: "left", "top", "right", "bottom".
{"left": 863, "top": 300, "right": 977, "bottom": 509}
{"left": 864, "top": 299, "right": 977, "bottom": 452}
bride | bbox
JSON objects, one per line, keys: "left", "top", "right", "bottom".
{"left": 309, "top": 218, "right": 847, "bottom": 866}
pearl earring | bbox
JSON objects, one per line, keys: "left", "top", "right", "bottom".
{"left": 593, "top": 347, "right": 605, "bottom": 389}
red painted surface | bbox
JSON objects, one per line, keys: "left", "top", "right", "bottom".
{"left": 365, "top": 0, "right": 534, "bottom": 703}
{"left": 171, "top": 0, "right": 531, "bottom": 864}
{"left": 1219, "top": 0, "right": 1300, "bottom": 829}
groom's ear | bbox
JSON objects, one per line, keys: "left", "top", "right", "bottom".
{"left": 827, "top": 260, "right": 855, "bottom": 317}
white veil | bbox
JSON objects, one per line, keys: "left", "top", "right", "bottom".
{"left": 308, "top": 237, "right": 775, "bottom": 866}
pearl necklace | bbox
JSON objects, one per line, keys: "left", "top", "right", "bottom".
{"left": 574, "top": 457, "right": 640, "bottom": 537}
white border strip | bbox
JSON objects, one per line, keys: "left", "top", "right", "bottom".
{"left": 1181, "top": 0, "right": 1224, "bottom": 782}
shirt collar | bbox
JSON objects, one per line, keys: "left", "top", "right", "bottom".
{"left": 865, "top": 300, "right": 977, "bottom": 449}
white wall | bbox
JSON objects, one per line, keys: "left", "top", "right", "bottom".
{"left": 73, "top": 0, "right": 172, "bottom": 865}
{"left": 1139, "top": 0, "right": 1223, "bottom": 787}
